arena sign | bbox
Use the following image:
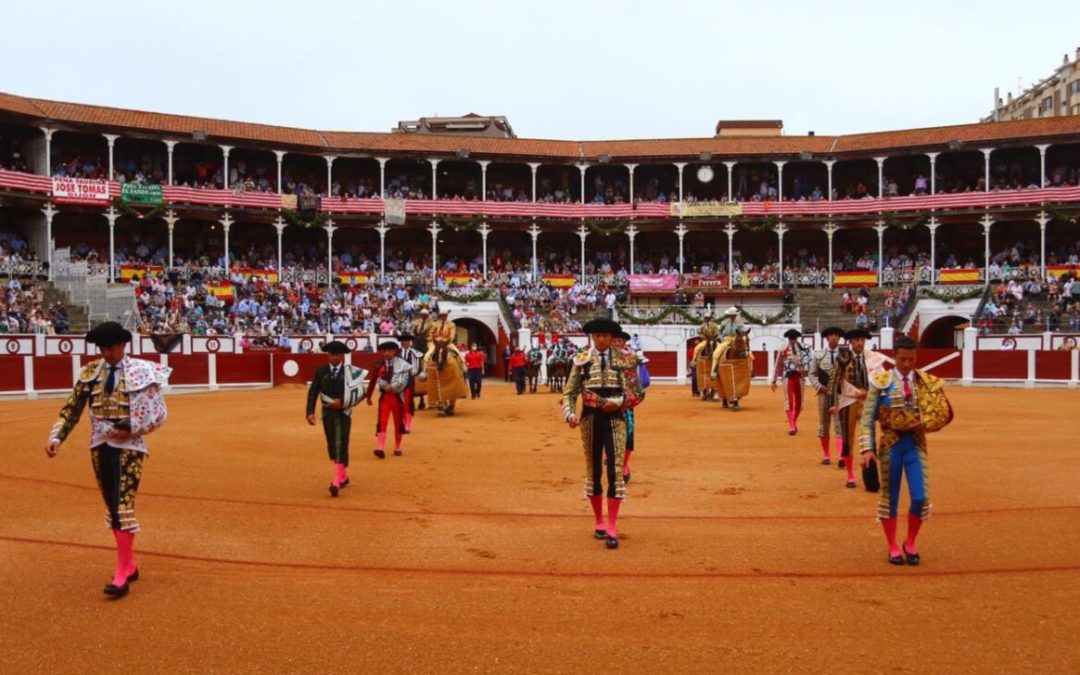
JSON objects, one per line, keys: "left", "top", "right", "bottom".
{"left": 120, "top": 182, "right": 164, "bottom": 205}
{"left": 669, "top": 200, "right": 743, "bottom": 218}
{"left": 51, "top": 177, "right": 109, "bottom": 203}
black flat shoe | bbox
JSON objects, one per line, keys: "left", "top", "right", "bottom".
{"left": 127, "top": 568, "right": 140, "bottom": 583}
{"left": 845, "top": 480, "right": 857, "bottom": 489}
{"left": 788, "top": 429, "right": 797, "bottom": 436}
{"left": 888, "top": 551, "right": 905, "bottom": 566}
{"left": 340, "top": 478, "right": 350, "bottom": 489}
{"left": 594, "top": 529, "right": 607, "bottom": 540}
{"left": 103, "top": 581, "right": 130, "bottom": 598}
{"left": 821, "top": 458, "right": 831, "bottom": 465}
{"left": 393, "top": 450, "right": 402, "bottom": 457}
{"left": 373, "top": 450, "right": 385, "bottom": 459}
{"left": 606, "top": 536, "right": 620, "bottom": 550}
{"left": 902, "top": 544, "right": 921, "bottom": 566}
{"left": 623, "top": 472, "right": 631, "bottom": 484}
{"left": 329, "top": 483, "right": 339, "bottom": 498}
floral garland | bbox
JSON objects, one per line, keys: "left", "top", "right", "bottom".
{"left": 922, "top": 286, "right": 984, "bottom": 302}
{"left": 436, "top": 213, "right": 484, "bottom": 232}
{"left": 585, "top": 219, "right": 629, "bottom": 237}
{"left": 434, "top": 288, "right": 493, "bottom": 303}
{"left": 615, "top": 305, "right": 699, "bottom": 325}
{"left": 885, "top": 211, "right": 931, "bottom": 231}
{"left": 1046, "top": 206, "right": 1079, "bottom": 224}
{"left": 738, "top": 304, "right": 796, "bottom": 325}
{"left": 111, "top": 197, "right": 167, "bottom": 221}
{"left": 739, "top": 216, "right": 777, "bottom": 233}
{"left": 281, "top": 208, "right": 329, "bottom": 229}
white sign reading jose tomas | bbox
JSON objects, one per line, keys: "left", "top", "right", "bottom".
{"left": 51, "top": 177, "right": 110, "bottom": 202}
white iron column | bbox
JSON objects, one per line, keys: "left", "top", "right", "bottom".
{"left": 724, "top": 223, "right": 737, "bottom": 289}
{"left": 375, "top": 220, "right": 389, "bottom": 281}
{"left": 39, "top": 127, "right": 55, "bottom": 176}
{"left": 927, "top": 217, "right": 940, "bottom": 283}
{"left": 626, "top": 163, "right": 637, "bottom": 203}
{"left": 723, "top": 161, "right": 737, "bottom": 201}
{"left": 528, "top": 162, "right": 540, "bottom": 202}
{"left": 981, "top": 213, "right": 994, "bottom": 281}
{"left": 272, "top": 216, "right": 287, "bottom": 275}
{"left": 776, "top": 221, "right": 788, "bottom": 289}
{"left": 164, "top": 209, "right": 179, "bottom": 268}
{"left": 627, "top": 223, "right": 638, "bottom": 273}
{"left": 675, "top": 222, "right": 688, "bottom": 277}
{"left": 429, "top": 158, "right": 440, "bottom": 199}
{"left": 324, "top": 155, "right": 336, "bottom": 195}
{"left": 42, "top": 202, "right": 58, "bottom": 281}
{"left": 824, "top": 160, "right": 836, "bottom": 201}
{"left": 479, "top": 160, "right": 490, "bottom": 201}
{"left": 428, "top": 220, "right": 441, "bottom": 283}
{"left": 824, "top": 222, "right": 838, "bottom": 288}
{"left": 220, "top": 145, "right": 232, "bottom": 189}
{"left": 273, "top": 150, "right": 287, "bottom": 194}
{"left": 926, "top": 152, "right": 939, "bottom": 195}
{"left": 674, "top": 162, "right": 687, "bottom": 203}
{"left": 219, "top": 212, "right": 234, "bottom": 270}
{"left": 1036, "top": 210, "right": 1049, "bottom": 279}
{"left": 528, "top": 222, "right": 541, "bottom": 280}
{"left": 873, "top": 220, "right": 888, "bottom": 286}
{"left": 478, "top": 221, "right": 491, "bottom": 277}
{"left": 774, "top": 160, "right": 787, "bottom": 201}
{"left": 874, "top": 156, "right": 887, "bottom": 198}
{"left": 1035, "top": 144, "right": 1050, "bottom": 187}
{"left": 376, "top": 157, "right": 388, "bottom": 197}
{"left": 577, "top": 223, "right": 588, "bottom": 284}
{"left": 325, "top": 219, "right": 337, "bottom": 283}
{"left": 577, "top": 163, "right": 588, "bottom": 204}
{"left": 103, "top": 134, "right": 119, "bottom": 181}
{"left": 163, "top": 140, "right": 177, "bottom": 186}
{"left": 981, "top": 148, "right": 994, "bottom": 191}
{"left": 105, "top": 205, "right": 119, "bottom": 282}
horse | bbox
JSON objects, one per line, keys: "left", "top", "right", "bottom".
{"left": 414, "top": 352, "right": 468, "bottom": 417}
{"left": 710, "top": 329, "right": 753, "bottom": 411}
{"left": 547, "top": 359, "right": 571, "bottom": 392}
{"left": 526, "top": 361, "right": 542, "bottom": 393}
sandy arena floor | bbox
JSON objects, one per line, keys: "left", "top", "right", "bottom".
{"left": 2, "top": 381, "right": 1079, "bottom": 673}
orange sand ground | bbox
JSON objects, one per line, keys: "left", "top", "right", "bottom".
{"left": 2, "top": 382, "right": 1079, "bottom": 673}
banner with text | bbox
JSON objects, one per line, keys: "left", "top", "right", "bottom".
{"left": 121, "top": 183, "right": 164, "bottom": 205}
{"left": 628, "top": 274, "right": 678, "bottom": 293}
{"left": 683, "top": 273, "right": 730, "bottom": 288}
{"left": 670, "top": 201, "right": 742, "bottom": 218}
{"left": 51, "top": 177, "right": 109, "bottom": 202}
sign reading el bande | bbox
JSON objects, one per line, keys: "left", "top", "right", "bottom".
{"left": 120, "top": 182, "right": 164, "bottom": 205}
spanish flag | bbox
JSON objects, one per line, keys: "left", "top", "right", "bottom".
{"left": 119, "top": 265, "right": 163, "bottom": 281}
{"left": 833, "top": 271, "right": 878, "bottom": 287}
{"left": 338, "top": 273, "right": 371, "bottom": 285}
{"left": 544, "top": 274, "right": 577, "bottom": 288}
{"left": 208, "top": 281, "right": 234, "bottom": 301}
{"left": 938, "top": 269, "right": 980, "bottom": 285}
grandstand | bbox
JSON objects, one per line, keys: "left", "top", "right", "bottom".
{"left": 1, "top": 91, "right": 1078, "bottom": 392}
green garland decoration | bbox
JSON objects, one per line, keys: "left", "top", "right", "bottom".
{"left": 281, "top": 208, "right": 329, "bottom": 229}
{"left": 434, "top": 288, "right": 493, "bottom": 303}
{"left": 111, "top": 197, "right": 167, "bottom": 222}
{"left": 740, "top": 216, "right": 777, "bottom": 233}
{"left": 614, "top": 304, "right": 796, "bottom": 326}
{"left": 585, "top": 219, "right": 629, "bottom": 237}
{"left": 436, "top": 213, "right": 484, "bottom": 232}
{"left": 1046, "top": 206, "right": 1079, "bottom": 224}
{"left": 885, "top": 210, "right": 931, "bottom": 231}
{"left": 922, "top": 286, "right": 984, "bottom": 302}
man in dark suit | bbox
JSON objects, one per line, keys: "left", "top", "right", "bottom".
{"left": 306, "top": 340, "right": 352, "bottom": 497}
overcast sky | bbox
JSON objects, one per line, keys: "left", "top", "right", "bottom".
{"left": 5, "top": 1, "right": 1078, "bottom": 140}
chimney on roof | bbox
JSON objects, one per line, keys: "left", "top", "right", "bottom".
{"left": 808, "top": 131, "right": 815, "bottom": 137}
{"left": 714, "top": 120, "right": 783, "bottom": 137}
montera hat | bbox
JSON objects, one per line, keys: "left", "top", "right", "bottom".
{"left": 85, "top": 321, "right": 133, "bottom": 347}
{"left": 377, "top": 341, "right": 401, "bottom": 352}
{"left": 582, "top": 318, "right": 622, "bottom": 335}
{"left": 398, "top": 333, "right": 415, "bottom": 341}
{"left": 783, "top": 328, "right": 802, "bottom": 339}
{"left": 820, "top": 326, "right": 845, "bottom": 338}
{"left": 322, "top": 340, "right": 350, "bottom": 354}
{"left": 845, "top": 328, "right": 872, "bottom": 340}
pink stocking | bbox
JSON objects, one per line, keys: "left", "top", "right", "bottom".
{"left": 112, "top": 529, "right": 136, "bottom": 586}
{"left": 606, "top": 498, "right": 622, "bottom": 537}
{"left": 588, "top": 495, "right": 605, "bottom": 531}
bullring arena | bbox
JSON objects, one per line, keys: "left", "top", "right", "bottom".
{"left": 2, "top": 381, "right": 1080, "bottom": 672}
{"left": 3, "top": 70, "right": 1080, "bottom": 672}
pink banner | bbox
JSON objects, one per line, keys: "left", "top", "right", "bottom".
{"left": 628, "top": 274, "right": 678, "bottom": 292}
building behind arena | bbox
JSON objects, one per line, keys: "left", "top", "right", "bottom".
{"left": 0, "top": 90, "right": 1078, "bottom": 392}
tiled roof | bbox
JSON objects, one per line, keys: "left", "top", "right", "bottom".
{"left": 1, "top": 91, "right": 1078, "bottom": 162}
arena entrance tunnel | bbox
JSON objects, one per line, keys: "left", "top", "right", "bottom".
{"left": 919, "top": 315, "right": 969, "bottom": 349}
{"left": 454, "top": 318, "right": 499, "bottom": 373}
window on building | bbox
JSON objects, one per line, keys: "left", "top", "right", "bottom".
{"left": 1041, "top": 97, "right": 1053, "bottom": 111}
{"left": 1070, "top": 81, "right": 1080, "bottom": 94}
